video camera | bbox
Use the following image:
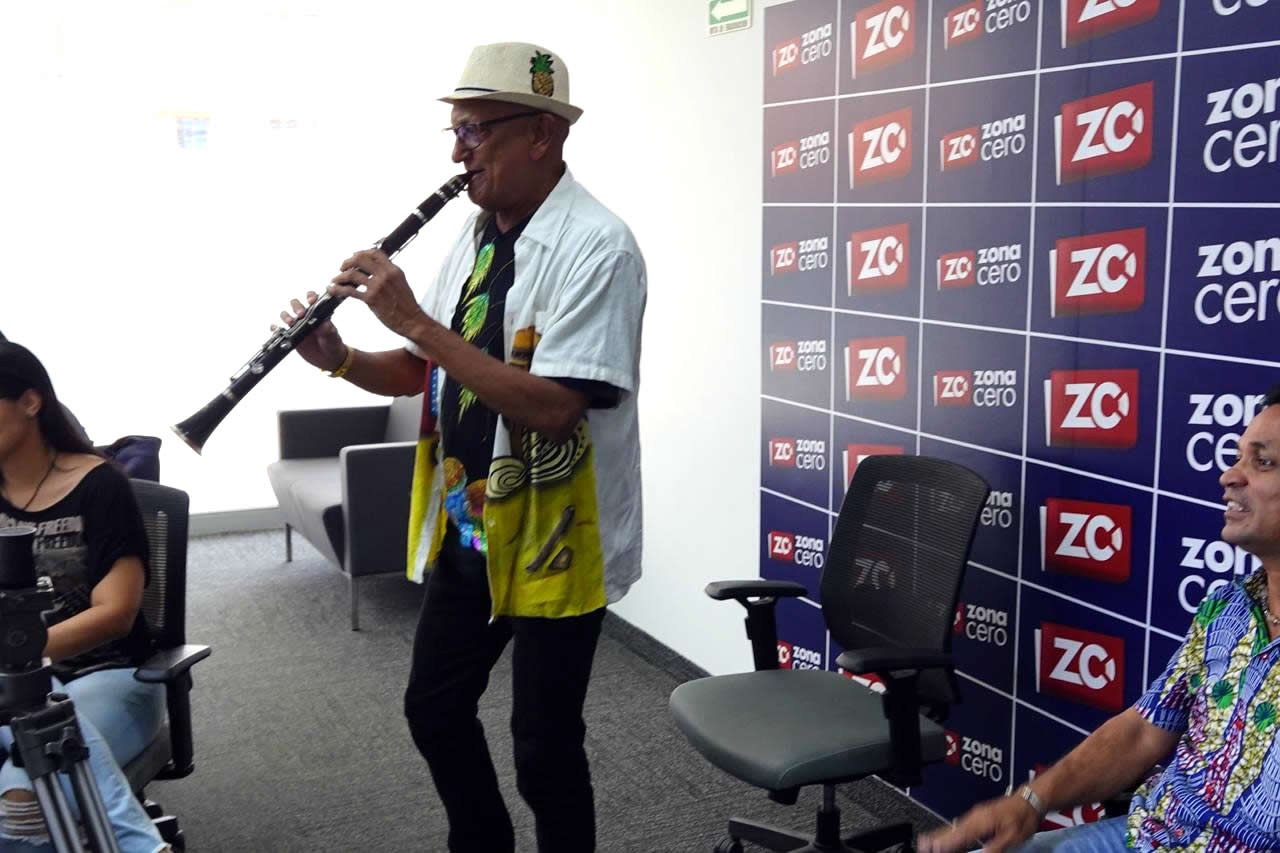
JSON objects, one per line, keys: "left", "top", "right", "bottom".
{"left": 0, "top": 527, "right": 56, "bottom": 677}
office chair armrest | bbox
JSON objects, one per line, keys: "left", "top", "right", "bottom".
{"left": 704, "top": 580, "right": 809, "bottom": 601}
{"left": 837, "top": 648, "right": 953, "bottom": 788}
{"left": 134, "top": 645, "right": 211, "bottom": 780}
{"left": 134, "top": 645, "right": 212, "bottom": 683}
{"left": 705, "top": 581, "right": 808, "bottom": 672}
{"left": 835, "top": 647, "right": 953, "bottom": 676}
{"left": 278, "top": 405, "right": 390, "bottom": 459}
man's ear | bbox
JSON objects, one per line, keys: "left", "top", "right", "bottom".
{"left": 527, "top": 114, "right": 559, "bottom": 162}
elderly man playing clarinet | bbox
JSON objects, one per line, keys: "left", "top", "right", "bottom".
{"left": 281, "top": 42, "right": 646, "bottom": 853}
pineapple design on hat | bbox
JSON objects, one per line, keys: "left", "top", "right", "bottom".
{"left": 440, "top": 42, "right": 582, "bottom": 124}
{"left": 530, "top": 51, "right": 555, "bottom": 97}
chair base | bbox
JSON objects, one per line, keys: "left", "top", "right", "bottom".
{"left": 143, "top": 799, "right": 187, "bottom": 852}
{"left": 723, "top": 804, "right": 914, "bottom": 852}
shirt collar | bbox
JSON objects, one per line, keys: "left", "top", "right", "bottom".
{"left": 470, "top": 165, "right": 575, "bottom": 251}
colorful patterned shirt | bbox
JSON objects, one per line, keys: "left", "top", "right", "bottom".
{"left": 403, "top": 168, "right": 647, "bottom": 618}
{"left": 1129, "top": 569, "right": 1280, "bottom": 851}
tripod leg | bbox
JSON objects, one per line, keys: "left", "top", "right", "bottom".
{"left": 68, "top": 761, "right": 120, "bottom": 853}
{"left": 30, "top": 774, "right": 86, "bottom": 853}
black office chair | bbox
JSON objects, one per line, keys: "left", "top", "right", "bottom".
{"left": 670, "top": 455, "right": 989, "bottom": 853}
{"left": 124, "top": 480, "right": 211, "bottom": 851}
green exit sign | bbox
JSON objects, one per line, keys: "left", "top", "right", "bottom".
{"left": 709, "top": 0, "right": 751, "bottom": 36}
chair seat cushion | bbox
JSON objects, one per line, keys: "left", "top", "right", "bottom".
{"left": 266, "top": 459, "right": 344, "bottom": 567}
{"left": 669, "top": 669, "right": 946, "bottom": 791}
{"left": 123, "top": 719, "right": 171, "bottom": 793}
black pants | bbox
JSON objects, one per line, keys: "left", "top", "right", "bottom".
{"left": 404, "top": 535, "right": 606, "bottom": 853}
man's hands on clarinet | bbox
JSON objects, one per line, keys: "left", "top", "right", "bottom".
{"left": 276, "top": 292, "right": 348, "bottom": 372}
{"left": 329, "top": 249, "right": 439, "bottom": 341}
{"left": 275, "top": 248, "right": 441, "bottom": 375}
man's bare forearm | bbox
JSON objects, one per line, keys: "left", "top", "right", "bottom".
{"left": 1032, "top": 709, "right": 1177, "bottom": 809}
{"left": 339, "top": 348, "right": 428, "bottom": 398}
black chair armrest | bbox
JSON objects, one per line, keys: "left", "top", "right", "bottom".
{"left": 134, "top": 645, "right": 211, "bottom": 683}
{"left": 837, "top": 647, "right": 954, "bottom": 788}
{"left": 135, "top": 645, "right": 210, "bottom": 779}
{"left": 836, "top": 647, "right": 953, "bottom": 676}
{"left": 705, "top": 580, "right": 809, "bottom": 672}
{"left": 278, "top": 406, "right": 390, "bottom": 459}
{"left": 705, "top": 580, "right": 809, "bottom": 601}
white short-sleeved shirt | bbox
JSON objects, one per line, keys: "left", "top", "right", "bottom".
{"left": 406, "top": 167, "right": 646, "bottom": 606}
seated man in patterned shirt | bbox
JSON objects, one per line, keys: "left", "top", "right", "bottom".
{"left": 921, "top": 384, "right": 1280, "bottom": 853}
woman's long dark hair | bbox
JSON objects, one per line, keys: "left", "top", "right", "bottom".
{"left": 0, "top": 342, "right": 99, "bottom": 482}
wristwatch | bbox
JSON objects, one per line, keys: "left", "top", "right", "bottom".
{"left": 1015, "top": 784, "right": 1048, "bottom": 820}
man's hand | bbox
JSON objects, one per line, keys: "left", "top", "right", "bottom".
{"left": 330, "top": 249, "right": 430, "bottom": 339}
{"left": 918, "top": 793, "right": 1041, "bottom": 853}
{"left": 275, "top": 290, "right": 347, "bottom": 371}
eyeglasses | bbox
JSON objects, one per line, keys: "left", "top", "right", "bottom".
{"left": 444, "top": 111, "right": 544, "bottom": 151}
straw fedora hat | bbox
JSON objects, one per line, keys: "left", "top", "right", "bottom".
{"left": 440, "top": 42, "right": 583, "bottom": 125}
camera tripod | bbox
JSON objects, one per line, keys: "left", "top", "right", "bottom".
{"left": 0, "top": 657, "right": 121, "bottom": 853}
{"left": 0, "top": 528, "right": 121, "bottom": 853}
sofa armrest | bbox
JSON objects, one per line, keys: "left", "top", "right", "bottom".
{"left": 279, "top": 406, "right": 390, "bottom": 459}
{"left": 340, "top": 441, "right": 418, "bottom": 578}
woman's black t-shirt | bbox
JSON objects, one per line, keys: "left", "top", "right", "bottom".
{"left": 0, "top": 463, "right": 153, "bottom": 682}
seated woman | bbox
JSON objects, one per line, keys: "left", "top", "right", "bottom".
{"left": 0, "top": 341, "right": 172, "bottom": 853}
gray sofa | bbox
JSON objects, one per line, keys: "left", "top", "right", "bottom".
{"left": 267, "top": 394, "right": 422, "bottom": 630}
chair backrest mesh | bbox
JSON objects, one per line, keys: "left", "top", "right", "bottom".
{"left": 129, "top": 480, "right": 190, "bottom": 651}
{"left": 821, "top": 455, "right": 989, "bottom": 705}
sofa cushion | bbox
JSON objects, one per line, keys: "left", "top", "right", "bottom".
{"left": 267, "top": 459, "right": 344, "bottom": 568}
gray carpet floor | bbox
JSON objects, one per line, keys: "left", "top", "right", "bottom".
{"left": 144, "top": 530, "right": 943, "bottom": 852}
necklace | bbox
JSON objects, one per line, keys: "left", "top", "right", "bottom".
{"left": 17, "top": 452, "right": 57, "bottom": 512}
{"left": 1266, "top": 605, "right": 1280, "bottom": 628}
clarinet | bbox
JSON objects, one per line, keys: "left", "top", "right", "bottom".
{"left": 172, "top": 172, "right": 472, "bottom": 454}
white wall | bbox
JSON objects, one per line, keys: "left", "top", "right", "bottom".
{"left": 3, "top": 0, "right": 771, "bottom": 676}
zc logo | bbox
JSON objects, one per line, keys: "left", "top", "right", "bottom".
{"left": 848, "top": 223, "right": 911, "bottom": 293}
{"left": 771, "top": 242, "right": 798, "bottom": 275}
{"left": 1045, "top": 369, "right": 1140, "bottom": 449}
{"left": 852, "top": 0, "right": 915, "bottom": 78}
{"left": 940, "top": 127, "right": 980, "bottom": 170}
{"left": 1040, "top": 497, "right": 1132, "bottom": 582}
{"left": 769, "top": 438, "right": 826, "bottom": 471}
{"left": 1061, "top": 0, "right": 1161, "bottom": 47}
{"left": 769, "top": 438, "right": 796, "bottom": 467}
{"left": 943, "top": 0, "right": 985, "bottom": 47}
{"left": 768, "top": 531, "right": 795, "bottom": 560}
{"left": 843, "top": 443, "right": 905, "bottom": 486}
{"left": 934, "top": 370, "right": 972, "bottom": 406}
{"left": 1049, "top": 227, "right": 1146, "bottom": 317}
{"left": 845, "top": 336, "right": 908, "bottom": 401}
{"left": 1035, "top": 622, "right": 1125, "bottom": 711}
{"left": 773, "top": 38, "right": 801, "bottom": 75}
{"left": 1054, "top": 82, "right": 1155, "bottom": 184}
{"left": 770, "top": 342, "right": 797, "bottom": 370}
{"left": 850, "top": 107, "right": 913, "bottom": 187}
{"left": 771, "top": 141, "right": 800, "bottom": 177}
{"left": 938, "top": 250, "right": 976, "bottom": 287}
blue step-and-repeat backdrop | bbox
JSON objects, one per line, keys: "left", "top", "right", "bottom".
{"left": 760, "top": 0, "right": 1280, "bottom": 824}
